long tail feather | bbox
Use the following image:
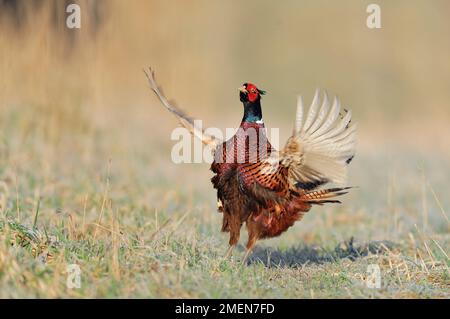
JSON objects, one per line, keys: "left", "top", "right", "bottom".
{"left": 144, "top": 67, "right": 220, "bottom": 148}
{"left": 300, "top": 186, "right": 353, "bottom": 204}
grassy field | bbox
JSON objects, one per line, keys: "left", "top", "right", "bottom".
{"left": 0, "top": 1, "right": 449, "bottom": 298}
{"left": 0, "top": 103, "right": 448, "bottom": 298}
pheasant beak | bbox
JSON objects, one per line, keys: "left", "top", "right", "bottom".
{"left": 238, "top": 86, "right": 248, "bottom": 94}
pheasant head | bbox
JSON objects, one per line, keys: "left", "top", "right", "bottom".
{"left": 239, "top": 83, "right": 266, "bottom": 123}
{"left": 239, "top": 83, "right": 266, "bottom": 103}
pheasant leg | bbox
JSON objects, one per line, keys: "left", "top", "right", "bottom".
{"left": 242, "top": 235, "right": 258, "bottom": 264}
{"left": 224, "top": 245, "right": 235, "bottom": 259}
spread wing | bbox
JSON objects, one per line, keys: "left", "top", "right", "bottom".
{"left": 280, "top": 89, "right": 357, "bottom": 190}
{"left": 144, "top": 67, "right": 221, "bottom": 148}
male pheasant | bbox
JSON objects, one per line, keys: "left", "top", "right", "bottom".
{"left": 144, "top": 69, "right": 357, "bottom": 263}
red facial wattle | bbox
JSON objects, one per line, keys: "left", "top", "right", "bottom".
{"left": 246, "top": 83, "right": 259, "bottom": 102}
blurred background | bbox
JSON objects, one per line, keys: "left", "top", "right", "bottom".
{"left": 0, "top": 0, "right": 449, "bottom": 298}
{"left": 0, "top": 0, "right": 449, "bottom": 239}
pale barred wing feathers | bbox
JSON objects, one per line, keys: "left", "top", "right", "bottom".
{"left": 294, "top": 95, "right": 304, "bottom": 134}
{"left": 144, "top": 67, "right": 221, "bottom": 148}
{"left": 281, "top": 90, "right": 356, "bottom": 189}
